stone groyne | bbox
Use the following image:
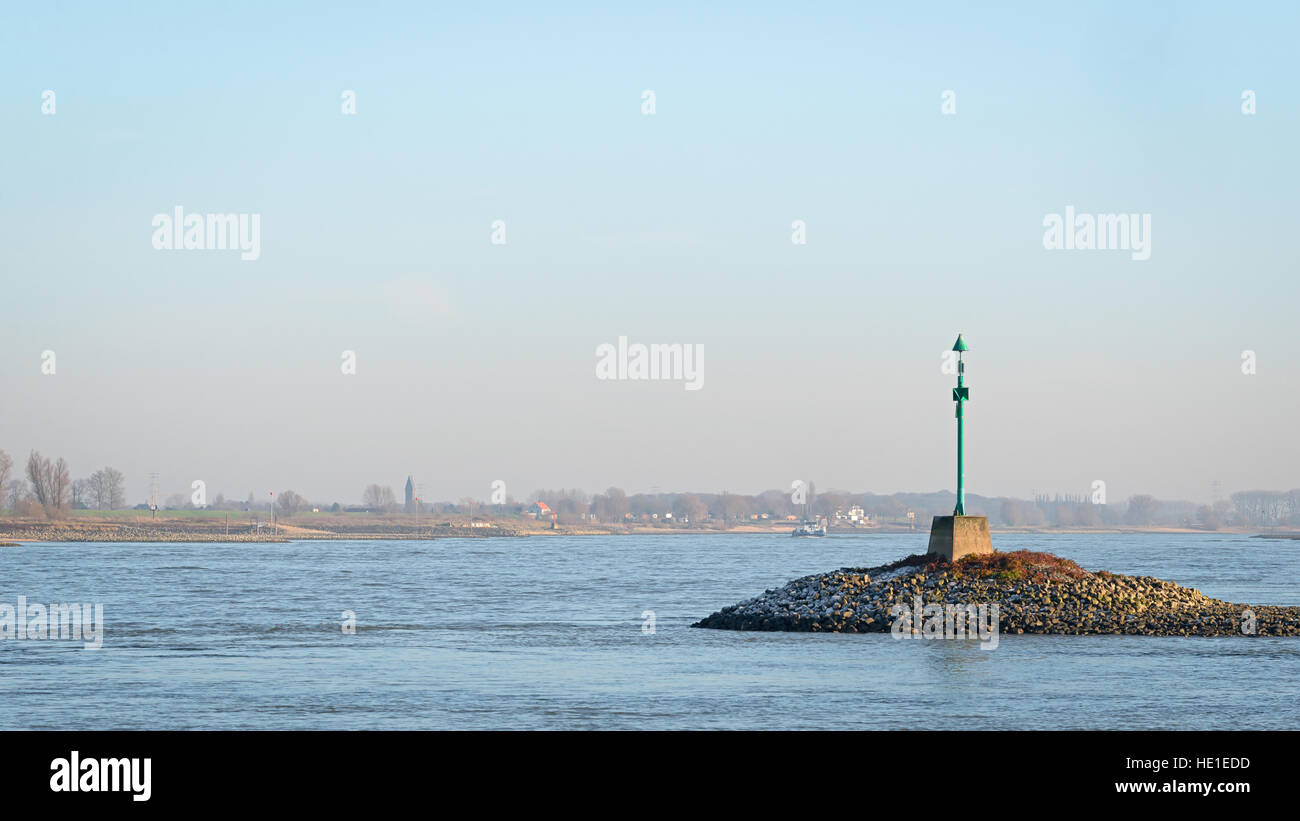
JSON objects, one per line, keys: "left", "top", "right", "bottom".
{"left": 692, "top": 550, "right": 1300, "bottom": 636}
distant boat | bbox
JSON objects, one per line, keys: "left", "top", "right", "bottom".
{"left": 792, "top": 518, "right": 827, "bottom": 537}
{"left": 791, "top": 493, "right": 826, "bottom": 536}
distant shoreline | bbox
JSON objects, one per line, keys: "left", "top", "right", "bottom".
{"left": 0, "top": 514, "right": 1293, "bottom": 544}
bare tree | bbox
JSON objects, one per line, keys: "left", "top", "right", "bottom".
{"left": 6, "top": 478, "right": 30, "bottom": 512}
{"left": 276, "top": 490, "right": 307, "bottom": 518}
{"left": 1075, "top": 502, "right": 1102, "bottom": 527}
{"left": 591, "top": 487, "right": 631, "bottom": 523}
{"left": 1125, "top": 495, "right": 1160, "bottom": 526}
{"left": 71, "top": 478, "right": 93, "bottom": 509}
{"left": 673, "top": 493, "right": 707, "bottom": 524}
{"left": 107, "top": 468, "right": 125, "bottom": 509}
{"left": 13, "top": 484, "right": 42, "bottom": 517}
{"left": 814, "top": 491, "right": 848, "bottom": 518}
{"left": 1053, "top": 505, "right": 1077, "bottom": 528}
{"left": 604, "top": 487, "right": 629, "bottom": 522}
{"left": 362, "top": 484, "right": 398, "bottom": 513}
{"left": 88, "top": 470, "right": 106, "bottom": 509}
{"left": 26, "top": 451, "right": 70, "bottom": 518}
{"left": 87, "top": 467, "right": 127, "bottom": 510}
{"left": 716, "top": 491, "right": 749, "bottom": 524}
{"left": 50, "top": 458, "right": 70, "bottom": 513}
{"left": 999, "top": 498, "right": 1023, "bottom": 526}
{"left": 1197, "top": 504, "right": 1222, "bottom": 530}
{"left": 27, "top": 451, "right": 50, "bottom": 507}
{"left": 0, "top": 449, "right": 11, "bottom": 509}
{"left": 1230, "top": 490, "right": 1293, "bottom": 527}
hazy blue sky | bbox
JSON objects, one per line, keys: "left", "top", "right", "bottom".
{"left": 2, "top": 1, "right": 1297, "bottom": 505}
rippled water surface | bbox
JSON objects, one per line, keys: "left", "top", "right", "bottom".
{"left": 2, "top": 533, "right": 1297, "bottom": 729}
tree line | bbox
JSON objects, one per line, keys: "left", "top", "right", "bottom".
{"left": 0, "top": 449, "right": 125, "bottom": 519}
{"left": 3, "top": 447, "right": 1298, "bottom": 530}
{"left": 537, "top": 487, "right": 1300, "bottom": 530}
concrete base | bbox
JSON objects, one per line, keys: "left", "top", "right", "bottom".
{"left": 927, "top": 515, "right": 994, "bottom": 562}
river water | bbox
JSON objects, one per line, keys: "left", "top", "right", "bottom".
{"left": 1, "top": 533, "right": 1296, "bottom": 729}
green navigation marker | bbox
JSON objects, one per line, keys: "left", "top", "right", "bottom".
{"left": 952, "top": 333, "right": 968, "bottom": 516}
{"left": 927, "top": 332, "right": 994, "bottom": 561}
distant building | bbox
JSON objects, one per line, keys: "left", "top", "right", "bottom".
{"left": 834, "top": 505, "right": 870, "bottom": 525}
{"left": 404, "top": 476, "right": 415, "bottom": 513}
{"left": 527, "top": 501, "right": 552, "bottom": 519}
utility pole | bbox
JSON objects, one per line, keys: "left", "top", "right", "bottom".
{"left": 951, "top": 333, "right": 969, "bottom": 516}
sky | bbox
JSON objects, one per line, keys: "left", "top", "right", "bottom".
{"left": 2, "top": 1, "right": 1297, "bottom": 506}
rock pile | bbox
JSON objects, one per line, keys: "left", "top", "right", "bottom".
{"left": 692, "top": 550, "right": 1300, "bottom": 636}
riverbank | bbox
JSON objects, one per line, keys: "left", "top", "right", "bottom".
{"left": 0, "top": 513, "right": 1291, "bottom": 543}
{"left": 692, "top": 550, "right": 1300, "bottom": 636}
{"left": 0, "top": 520, "right": 520, "bottom": 543}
